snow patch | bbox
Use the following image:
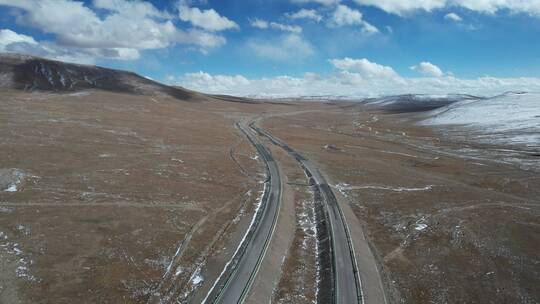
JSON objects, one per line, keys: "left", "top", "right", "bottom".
{"left": 415, "top": 224, "right": 428, "bottom": 231}
{"left": 175, "top": 266, "right": 184, "bottom": 276}
{"left": 334, "top": 183, "right": 350, "bottom": 197}
{"left": 66, "top": 91, "right": 91, "bottom": 97}
{"left": 0, "top": 207, "right": 13, "bottom": 213}
{"left": 422, "top": 92, "right": 540, "bottom": 148}
{"left": 335, "top": 183, "right": 434, "bottom": 193}
{"left": 16, "top": 224, "right": 31, "bottom": 236}
{"left": 190, "top": 267, "right": 204, "bottom": 286}
{"left": 5, "top": 184, "right": 18, "bottom": 192}
{"left": 1, "top": 169, "right": 27, "bottom": 192}
{"left": 0, "top": 231, "right": 39, "bottom": 282}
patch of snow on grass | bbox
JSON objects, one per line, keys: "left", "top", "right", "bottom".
{"left": 0, "top": 231, "right": 39, "bottom": 282}
{"left": 336, "top": 183, "right": 434, "bottom": 192}
{"left": 16, "top": 257, "right": 39, "bottom": 282}
{"left": 5, "top": 184, "right": 17, "bottom": 192}
{"left": 334, "top": 183, "right": 350, "bottom": 197}
{"left": 66, "top": 91, "right": 91, "bottom": 97}
{"left": 1, "top": 168, "right": 27, "bottom": 192}
{"left": 175, "top": 266, "right": 184, "bottom": 276}
{"left": 415, "top": 224, "right": 428, "bottom": 231}
{"left": 190, "top": 267, "right": 204, "bottom": 286}
{"left": 0, "top": 207, "right": 13, "bottom": 213}
{"left": 16, "top": 224, "right": 31, "bottom": 236}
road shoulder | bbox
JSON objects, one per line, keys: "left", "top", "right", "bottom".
{"left": 246, "top": 148, "right": 296, "bottom": 303}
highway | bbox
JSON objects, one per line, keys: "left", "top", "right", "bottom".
{"left": 202, "top": 121, "right": 282, "bottom": 304}
{"left": 250, "top": 121, "right": 364, "bottom": 304}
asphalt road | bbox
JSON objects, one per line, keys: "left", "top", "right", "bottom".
{"left": 203, "top": 122, "right": 282, "bottom": 304}
{"left": 251, "top": 122, "right": 363, "bottom": 304}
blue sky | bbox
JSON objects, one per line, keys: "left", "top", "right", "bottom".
{"left": 1, "top": 0, "right": 540, "bottom": 97}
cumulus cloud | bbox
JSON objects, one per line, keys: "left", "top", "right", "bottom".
{"left": 0, "top": 0, "right": 228, "bottom": 62}
{"left": 250, "top": 19, "right": 302, "bottom": 33}
{"left": 330, "top": 57, "right": 401, "bottom": 80}
{"left": 285, "top": 9, "right": 323, "bottom": 22}
{"left": 168, "top": 57, "right": 540, "bottom": 98}
{"left": 0, "top": 28, "right": 142, "bottom": 63}
{"left": 352, "top": 0, "right": 540, "bottom": 17}
{"left": 445, "top": 12, "right": 463, "bottom": 22}
{"left": 177, "top": 2, "right": 239, "bottom": 31}
{"left": 291, "top": 0, "right": 341, "bottom": 6}
{"left": 94, "top": 0, "right": 172, "bottom": 19}
{"left": 411, "top": 61, "right": 444, "bottom": 77}
{"left": 0, "top": 29, "right": 37, "bottom": 51}
{"left": 250, "top": 18, "right": 269, "bottom": 29}
{"left": 171, "top": 71, "right": 540, "bottom": 98}
{"left": 328, "top": 5, "right": 379, "bottom": 34}
{"left": 351, "top": 0, "right": 445, "bottom": 15}
{"left": 269, "top": 22, "right": 303, "bottom": 33}
{"left": 328, "top": 5, "right": 362, "bottom": 26}
{"left": 247, "top": 34, "right": 314, "bottom": 61}
{"left": 168, "top": 71, "right": 250, "bottom": 92}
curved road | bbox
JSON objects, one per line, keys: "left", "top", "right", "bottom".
{"left": 203, "top": 121, "right": 282, "bottom": 304}
{"left": 250, "top": 121, "right": 364, "bottom": 304}
{"left": 203, "top": 117, "right": 364, "bottom": 304}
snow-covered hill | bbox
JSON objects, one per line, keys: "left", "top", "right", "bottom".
{"left": 422, "top": 92, "right": 540, "bottom": 149}
{"left": 363, "top": 94, "right": 481, "bottom": 112}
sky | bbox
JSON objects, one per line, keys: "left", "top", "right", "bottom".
{"left": 1, "top": 0, "right": 540, "bottom": 97}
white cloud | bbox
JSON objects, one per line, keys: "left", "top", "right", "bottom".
{"left": 171, "top": 57, "right": 540, "bottom": 98}
{"left": 352, "top": 0, "right": 445, "bottom": 15}
{"left": 328, "top": 5, "right": 363, "bottom": 26}
{"left": 411, "top": 61, "right": 444, "bottom": 77}
{"left": 286, "top": 9, "right": 323, "bottom": 22}
{"left": 171, "top": 69, "right": 540, "bottom": 98}
{"left": 169, "top": 71, "right": 250, "bottom": 92}
{"left": 453, "top": 0, "right": 540, "bottom": 16}
{"left": 94, "top": 0, "right": 172, "bottom": 19}
{"left": 352, "top": 0, "right": 540, "bottom": 17}
{"left": 330, "top": 57, "right": 401, "bottom": 80}
{"left": 291, "top": 0, "right": 341, "bottom": 6}
{"left": 361, "top": 21, "right": 380, "bottom": 34}
{"left": 445, "top": 12, "right": 463, "bottom": 22}
{"left": 247, "top": 34, "right": 314, "bottom": 61}
{"left": 172, "top": 58, "right": 540, "bottom": 98}
{"left": 251, "top": 19, "right": 302, "bottom": 33}
{"left": 0, "top": 29, "right": 38, "bottom": 51}
{"left": 0, "top": 0, "right": 228, "bottom": 62}
{"left": 0, "top": 28, "right": 141, "bottom": 63}
{"left": 250, "top": 18, "right": 269, "bottom": 29}
{"left": 178, "top": 2, "right": 239, "bottom": 31}
{"left": 328, "top": 5, "right": 379, "bottom": 34}
{"left": 269, "top": 22, "right": 302, "bottom": 33}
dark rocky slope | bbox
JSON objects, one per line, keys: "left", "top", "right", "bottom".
{"left": 0, "top": 52, "right": 195, "bottom": 100}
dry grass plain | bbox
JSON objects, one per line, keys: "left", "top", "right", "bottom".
{"left": 0, "top": 89, "right": 303, "bottom": 303}
{"left": 2, "top": 87, "right": 538, "bottom": 304}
